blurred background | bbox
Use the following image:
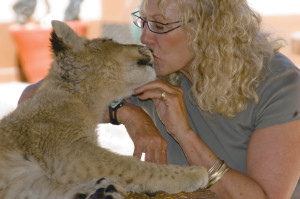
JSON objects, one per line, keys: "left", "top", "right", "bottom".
{"left": 0, "top": 0, "right": 300, "bottom": 84}
{"left": 0, "top": 1, "right": 299, "bottom": 197}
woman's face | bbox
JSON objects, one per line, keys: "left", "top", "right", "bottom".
{"left": 140, "top": 0, "right": 195, "bottom": 77}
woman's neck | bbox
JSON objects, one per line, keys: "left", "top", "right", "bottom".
{"left": 180, "top": 69, "right": 193, "bottom": 83}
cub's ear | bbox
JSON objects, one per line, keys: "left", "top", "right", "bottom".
{"left": 50, "top": 20, "right": 82, "bottom": 54}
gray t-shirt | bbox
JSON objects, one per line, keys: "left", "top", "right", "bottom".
{"left": 131, "top": 53, "right": 300, "bottom": 174}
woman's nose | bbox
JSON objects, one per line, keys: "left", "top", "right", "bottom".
{"left": 140, "top": 24, "right": 154, "bottom": 45}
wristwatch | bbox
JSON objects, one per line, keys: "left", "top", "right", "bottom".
{"left": 109, "top": 99, "right": 125, "bottom": 125}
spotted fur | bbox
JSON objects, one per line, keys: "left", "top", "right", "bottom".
{"left": 0, "top": 20, "right": 208, "bottom": 199}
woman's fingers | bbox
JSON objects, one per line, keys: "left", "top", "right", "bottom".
{"left": 134, "top": 79, "right": 175, "bottom": 95}
{"left": 133, "top": 144, "right": 144, "bottom": 160}
{"left": 137, "top": 88, "right": 167, "bottom": 101}
{"left": 122, "top": 103, "right": 167, "bottom": 164}
{"left": 133, "top": 137, "right": 167, "bottom": 164}
{"left": 135, "top": 80, "right": 182, "bottom": 102}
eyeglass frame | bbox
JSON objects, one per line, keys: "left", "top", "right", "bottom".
{"left": 131, "top": 11, "right": 182, "bottom": 34}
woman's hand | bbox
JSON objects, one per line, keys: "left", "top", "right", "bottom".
{"left": 117, "top": 102, "right": 167, "bottom": 164}
{"left": 133, "top": 79, "right": 192, "bottom": 141}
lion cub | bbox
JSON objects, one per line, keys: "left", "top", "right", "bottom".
{"left": 0, "top": 20, "right": 208, "bottom": 199}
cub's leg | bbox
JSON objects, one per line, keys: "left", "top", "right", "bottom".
{"left": 1, "top": 144, "right": 207, "bottom": 198}
{"left": 50, "top": 142, "right": 208, "bottom": 195}
{"left": 0, "top": 152, "right": 126, "bottom": 199}
{"left": 76, "top": 178, "right": 127, "bottom": 199}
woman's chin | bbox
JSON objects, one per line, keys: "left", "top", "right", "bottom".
{"left": 154, "top": 66, "right": 167, "bottom": 76}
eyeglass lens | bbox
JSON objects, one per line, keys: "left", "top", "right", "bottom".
{"left": 132, "top": 12, "right": 181, "bottom": 34}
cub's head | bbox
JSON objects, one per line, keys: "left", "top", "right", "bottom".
{"left": 48, "top": 20, "right": 156, "bottom": 103}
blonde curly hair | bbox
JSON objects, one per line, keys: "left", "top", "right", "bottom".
{"left": 142, "top": 0, "right": 283, "bottom": 118}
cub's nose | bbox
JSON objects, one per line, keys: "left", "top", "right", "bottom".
{"left": 137, "top": 58, "right": 153, "bottom": 67}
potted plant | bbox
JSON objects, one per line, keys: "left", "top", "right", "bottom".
{"left": 9, "top": 0, "right": 87, "bottom": 83}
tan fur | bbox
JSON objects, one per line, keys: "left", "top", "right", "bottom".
{"left": 0, "top": 20, "right": 208, "bottom": 199}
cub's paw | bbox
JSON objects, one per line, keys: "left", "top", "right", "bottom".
{"left": 75, "top": 178, "right": 127, "bottom": 199}
{"left": 165, "top": 165, "right": 209, "bottom": 194}
{"left": 184, "top": 166, "right": 209, "bottom": 191}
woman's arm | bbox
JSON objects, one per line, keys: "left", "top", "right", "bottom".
{"left": 18, "top": 80, "right": 43, "bottom": 105}
{"left": 176, "top": 121, "right": 300, "bottom": 199}
{"left": 134, "top": 79, "right": 300, "bottom": 199}
{"left": 177, "top": 127, "right": 267, "bottom": 198}
{"left": 246, "top": 120, "right": 300, "bottom": 199}
{"left": 116, "top": 101, "right": 168, "bottom": 164}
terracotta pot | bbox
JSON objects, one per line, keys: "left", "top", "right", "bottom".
{"left": 10, "top": 21, "right": 87, "bottom": 83}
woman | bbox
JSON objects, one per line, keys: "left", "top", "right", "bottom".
{"left": 116, "top": 0, "right": 300, "bottom": 198}
{"left": 19, "top": 0, "right": 300, "bottom": 198}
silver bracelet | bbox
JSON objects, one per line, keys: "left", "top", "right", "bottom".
{"left": 205, "top": 160, "right": 230, "bottom": 189}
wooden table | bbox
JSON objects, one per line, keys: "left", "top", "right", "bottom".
{"left": 128, "top": 189, "right": 219, "bottom": 199}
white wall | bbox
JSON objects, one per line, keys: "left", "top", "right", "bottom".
{"left": 0, "top": 1, "right": 15, "bottom": 22}
{"left": 247, "top": 0, "right": 300, "bottom": 15}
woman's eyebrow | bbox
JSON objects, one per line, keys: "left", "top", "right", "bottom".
{"left": 139, "top": 10, "right": 166, "bottom": 20}
{"left": 147, "top": 15, "right": 168, "bottom": 22}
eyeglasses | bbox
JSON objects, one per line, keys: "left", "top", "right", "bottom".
{"left": 131, "top": 11, "right": 182, "bottom": 34}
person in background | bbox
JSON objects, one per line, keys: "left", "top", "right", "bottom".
{"left": 18, "top": 0, "right": 300, "bottom": 198}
